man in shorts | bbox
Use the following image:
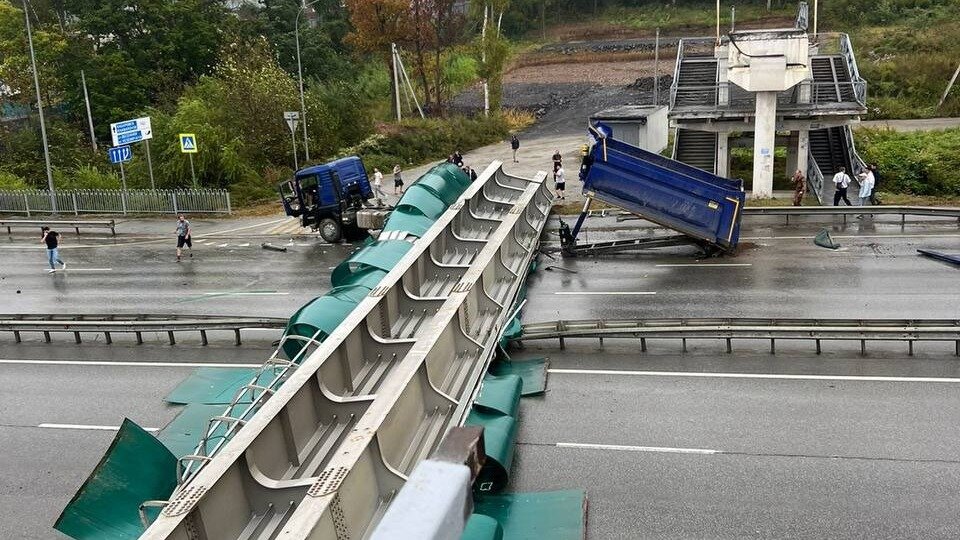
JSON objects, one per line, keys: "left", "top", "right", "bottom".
{"left": 554, "top": 163, "right": 566, "bottom": 200}
{"left": 176, "top": 214, "right": 193, "bottom": 262}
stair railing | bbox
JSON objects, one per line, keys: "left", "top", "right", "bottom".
{"left": 807, "top": 149, "right": 825, "bottom": 204}
{"left": 669, "top": 39, "right": 685, "bottom": 109}
{"left": 839, "top": 33, "right": 868, "bottom": 105}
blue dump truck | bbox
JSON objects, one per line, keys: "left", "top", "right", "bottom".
{"left": 278, "top": 156, "right": 386, "bottom": 243}
{"left": 561, "top": 123, "right": 745, "bottom": 255}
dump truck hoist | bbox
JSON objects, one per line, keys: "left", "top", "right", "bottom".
{"left": 560, "top": 123, "right": 746, "bottom": 256}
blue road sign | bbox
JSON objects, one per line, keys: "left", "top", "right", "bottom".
{"left": 108, "top": 145, "right": 133, "bottom": 164}
{"left": 112, "top": 120, "right": 138, "bottom": 134}
{"left": 110, "top": 117, "right": 153, "bottom": 146}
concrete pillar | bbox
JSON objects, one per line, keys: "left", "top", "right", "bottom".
{"left": 785, "top": 131, "right": 799, "bottom": 177}
{"left": 716, "top": 132, "right": 730, "bottom": 177}
{"left": 752, "top": 91, "right": 777, "bottom": 198}
{"left": 797, "top": 129, "right": 809, "bottom": 178}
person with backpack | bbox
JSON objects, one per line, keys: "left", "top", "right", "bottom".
{"left": 510, "top": 135, "right": 520, "bottom": 163}
{"left": 832, "top": 166, "right": 853, "bottom": 206}
{"left": 41, "top": 226, "right": 66, "bottom": 273}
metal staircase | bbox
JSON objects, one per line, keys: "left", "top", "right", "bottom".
{"left": 674, "top": 129, "right": 718, "bottom": 174}
{"left": 811, "top": 56, "right": 857, "bottom": 103}
{"left": 809, "top": 127, "right": 851, "bottom": 177}
{"left": 673, "top": 59, "right": 718, "bottom": 107}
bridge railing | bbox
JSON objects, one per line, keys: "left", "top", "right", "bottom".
{"left": 0, "top": 189, "right": 232, "bottom": 215}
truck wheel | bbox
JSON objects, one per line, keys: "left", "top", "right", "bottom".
{"left": 319, "top": 218, "right": 342, "bottom": 243}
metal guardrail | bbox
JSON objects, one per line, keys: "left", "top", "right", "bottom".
{"left": 0, "top": 189, "right": 232, "bottom": 216}
{"left": 140, "top": 162, "right": 552, "bottom": 540}
{"left": 742, "top": 205, "right": 960, "bottom": 225}
{"left": 806, "top": 150, "right": 825, "bottom": 204}
{"left": 0, "top": 314, "right": 287, "bottom": 345}
{"left": 518, "top": 318, "right": 960, "bottom": 356}
{"left": 2, "top": 218, "right": 116, "bottom": 235}
{"left": 612, "top": 205, "right": 960, "bottom": 224}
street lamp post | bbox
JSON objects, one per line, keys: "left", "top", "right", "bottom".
{"left": 295, "top": 0, "right": 317, "bottom": 164}
{"left": 23, "top": 0, "right": 56, "bottom": 212}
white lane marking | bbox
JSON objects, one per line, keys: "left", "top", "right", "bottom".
{"left": 237, "top": 243, "right": 250, "bottom": 247}
{"left": 194, "top": 218, "right": 288, "bottom": 238}
{"left": 45, "top": 268, "right": 113, "bottom": 272}
{"left": 548, "top": 368, "right": 960, "bottom": 383}
{"left": 556, "top": 442, "right": 718, "bottom": 455}
{"left": 0, "top": 359, "right": 261, "bottom": 368}
{"left": 553, "top": 291, "right": 656, "bottom": 296}
{"left": 199, "top": 291, "right": 289, "bottom": 296}
{"left": 38, "top": 423, "right": 159, "bottom": 432}
{"left": 656, "top": 263, "right": 752, "bottom": 267}
{"left": 217, "top": 243, "right": 229, "bottom": 248}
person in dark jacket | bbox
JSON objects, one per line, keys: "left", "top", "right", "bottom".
{"left": 41, "top": 226, "right": 66, "bottom": 273}
{"left": 510, "top": 135, "right": 520, "bottom": 163}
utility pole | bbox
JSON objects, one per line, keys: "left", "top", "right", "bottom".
{"left": 653, "top": 28, "right": 660, "bottom": 106}
{"left": 295, "top": 0, "right": 316, "bottom": 162}
{"left": 81, "top": 70, "right": 97, "bottom": 153}
{"left": 23, "top": 0, "right": 57, "bottom": 213}
{"left": 392, "top": 43, "right": 402, "bottom": 122}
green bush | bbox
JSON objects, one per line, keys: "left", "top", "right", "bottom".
{"left": 54, "top": 165, "right": 122, "bottom": 190}
{"left": 855, "top": 128, "right": 960, "bottom": 195}
{"left": 342, "top": 114, "right": 512, "bottom": 175}
{"left": 0, "top": 170, "right": 29, "bottom": 190}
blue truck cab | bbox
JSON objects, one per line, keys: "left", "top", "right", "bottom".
{"left": 278, "top": 156, "right": 376, "bottom": 242}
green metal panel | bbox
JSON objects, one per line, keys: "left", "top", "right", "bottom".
{"left": 393, "top": 184, "right": 449, "bottom": 219}
{"left": 473, "top": 374, "right": 522, "bottom": 417}
{"left": 460, "top": 514, "right": 504, "bottom": 540}
{"left": 54, "top": 419, "right": 178, "bottom": 540}
{"left": 281, "top": 280, "right": 382, "bottom": 360}
{"left": 165, "top": 367, "right": 259, "bottom": 405}
{"left": 490, "top": 359, "right": 548, "bottom": 396}
{"left": 155, "top": 403, "right": 231, "bottom": 458}
{"left": 414, "top": 164, "right": 472, "bottom": 206}
{"left": 469, "top": 490, "right": 587, "bottom": 540}
{"left": 465, "top": 409, "right": 517, "bottom": 492}
{"left": 331, "top": 240, "right": 413, "bottom": 288}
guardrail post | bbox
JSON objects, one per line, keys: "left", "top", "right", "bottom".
{"left": 234, "top": 329, "right": 242, "bottom": 346}
{"left": 201, "top": 330, "right": 208, "bottom": 346}
{"left": 43, "top": 331, "right": 51, "bottom": 343}
{"left": 14, "top": 330, "right": 21, "bottom": 343}
{"left": 908, "top": 340, "right": 913, "bottom": 356}
{"left": 104, "top": 331, "right": 112, "bottom": 344}
{"left": 815, "top": 339, "right": 821, "bottom": 354}
{"left": 136, "top": 331, "right": 143, "bottom": 344}
{"left": 74, "top": 331, "right": 81, "bottom": 344}
{"left": 725, "top": 338, "right": 732, "bottom": 353}
{"left": 640, "top": 337, "right": 647, "bottom": 352}
{"left": 168, "top": 331, "right": 176, "bottom": 345}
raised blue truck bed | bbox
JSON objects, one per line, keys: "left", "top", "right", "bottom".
{"left": 564, "top": 123, "right": 745, "bottom": 254}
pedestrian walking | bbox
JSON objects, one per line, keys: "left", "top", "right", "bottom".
{"left": 856, "top": 167, "right": 875, "bottom": 218}
{"left": 554, "top": 163, "right": 566, "bottom": 200}
{"left": 791, "top": 169, "right": 806, "bottom": 206}
{"left": 552, "top": 149, "right": 563, "bottom": 170}
{"left": 41, "top": 226, "right": 65, "bottom": 274}
{"left": 372, "top": 167, "right": 387, "bottom": 201}
{"left": 510, "top": 135, "right": 520, "bottom": 163}
{"left": 832, "top": 166, "right": 853, "bottom": 206}
{"left": 176, "top": 214, "right": 193, "bottom": 262}
{"left": 869, "top": 163, "right": 881, "bottom": 205}
{"left": 393, "top": 165, "right": 404, "bottom": 195}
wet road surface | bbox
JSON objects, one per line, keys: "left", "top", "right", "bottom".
{"left": 2, "top": 213, "right": 959, "bottom": 538}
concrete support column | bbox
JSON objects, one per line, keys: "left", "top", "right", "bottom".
{"left": 752, "top": 91, "right": 778, "bottom": 198}
{"left": 716, "top": 132, "right": 730, "bottom": 177}
{"left": 785, "top": 131, "right": 799, "bottom": 177}
{"left": 797, "top": 129, "right": 809, "bottom": 178}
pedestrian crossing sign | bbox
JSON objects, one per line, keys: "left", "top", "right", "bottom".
{"left": 179, "top": 133, "right": 198, "bottom": 153}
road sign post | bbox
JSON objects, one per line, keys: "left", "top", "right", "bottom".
{"left": 284, "top": 111, "right": 300, "bottom": 170}
{"left": 108, "top": 145, "right": 133, "bottom": 215}
{"left": 110, "top": 117, "right": 154, "bottom": 189}
{"left": 179, "top": 134, "right": 199, "bottom": 188}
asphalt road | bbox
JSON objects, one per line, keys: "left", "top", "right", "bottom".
{"left": 0, "top": 342, "right": 274, "bottom": 540}
{"left": 2, "top": 213, "right": 960, "bottom": 538}
{"left": 505, "top": 215, "right": 960, "bottom": 539}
